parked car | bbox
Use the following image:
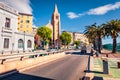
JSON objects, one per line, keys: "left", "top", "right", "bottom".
{"left": 47, "top": 49, "right": 58, "bottom": 52}
{"left": 81, "top": 46, "right": 87, "bottom": 54}
{"left": 37, "top": 47, "right": 45, "bottom": 50}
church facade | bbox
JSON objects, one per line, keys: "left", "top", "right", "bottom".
{"left": 46, "top": 4, "right": 61, "bottom": 48}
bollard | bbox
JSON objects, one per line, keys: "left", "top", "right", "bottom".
{"left": 102, "top": 57, "right": 109, "bottom": 74}
{"left": 106, "top": 54, "right": 108, "bottom": 57}
{"left": 96, "top": 51, "right": 99, "bottom": 57}
{"left": 117, "top": 62, "right": 120, "bottom": 68}
{"left": 1, "top": 59, "right": 6, "bottom": 64}
{"left": 20, "top": 56, "right": 24, "bottom": 61}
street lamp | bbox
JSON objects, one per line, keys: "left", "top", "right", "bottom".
{"left": 23, "top": 31, "right": 25, "bottom": 52}
{"left": 11, "top": 43, "right": 14, "bottom": 53}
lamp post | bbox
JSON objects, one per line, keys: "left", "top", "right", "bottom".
{"left": 11, "top": 43, "right": 14, "bottom": 53}
{"left": 23, "top": 31, "right": 25, "bottom": 52}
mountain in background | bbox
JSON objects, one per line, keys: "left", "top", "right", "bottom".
{"left": 103, "top": 43, "right": 120, "bottom": 52}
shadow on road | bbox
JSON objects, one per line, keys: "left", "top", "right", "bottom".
{"left": 84, "top": 70, "right": 103, "bottom": 74}
{"left": 65, "top": 51, "right": 91, "bottom": 56}
{"left": 1, "top": 72, "right": 53, "bottom": 80}
{"left": 92, "top": 76, "right": 103, "bottom": 80}
{"left": 82, "top": 76, "right": 103, "bottom": 80}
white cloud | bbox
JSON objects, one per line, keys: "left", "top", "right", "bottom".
{"left": 61, "top": 28, "right": 65, "bottom": 31}
{"left": 32, "top": 25, "right": 38, "bottom": 28}
{"left": 0, "top": 0, "right": 32, "bottom": 14}
{"left": 88, "top": 2, "right": 120, "bottom": 15}
{"left": 67, "top": 12, "right": 80, "bottom": 19}
{"left": 67, "top": 2, "right": 120, "bottom": 19}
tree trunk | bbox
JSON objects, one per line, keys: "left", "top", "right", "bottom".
{"left": 93, "top": 40, "right": 96, "bottom": 50}
{"left": 100, "top": 37, "right": 103, "bottom": 50}
{"left": 112, "top": 38, "right": 117, "bottom": 53}
{"left": 98, "top": 37, "right": 102, "bottom": 53}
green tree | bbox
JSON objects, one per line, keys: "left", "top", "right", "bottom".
{"left": 103, "top": 20, "right": 120, "bottom": 53}
{"left": 60, "top": 31, "right": 71, "bottom": 47}
{"left": 74, "top": 40, "right": 80, "bottom": 46}
{"left": 37, "top": 26, "right": 52, "bottom": 48}
{"left": 74, "top": 40, "right": 80, "bottom": 49}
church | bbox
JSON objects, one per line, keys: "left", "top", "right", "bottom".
{"left": 46, "top": 4, "right": 61, "bottom": 48}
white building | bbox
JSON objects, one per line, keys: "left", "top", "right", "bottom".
{"left": 0, "top": 3, "right": 34, "bottom": 53}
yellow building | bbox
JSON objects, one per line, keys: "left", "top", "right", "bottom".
{"left": 18, "top": 13, "right": 33, "bottom": 33}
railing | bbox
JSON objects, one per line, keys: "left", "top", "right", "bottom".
{"left": 0, "top": 50, "right": 30, "bottom": 55}
{"left": 0, "top": 50, "right": 64, "bottom": 64}
{"left": 1, "top": 27, "right": 13, "bottom": 34}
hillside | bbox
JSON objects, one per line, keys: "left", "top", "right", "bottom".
{"left": 103, "top": 43, "right": 120, "bottom": 52}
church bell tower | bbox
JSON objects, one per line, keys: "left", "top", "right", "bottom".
{"left": 51, "top": 4, "right": 61, "bottom": 48}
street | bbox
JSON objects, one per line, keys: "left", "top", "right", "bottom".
{"left": 1, "top": 51, "right": 89, "bottom": 80}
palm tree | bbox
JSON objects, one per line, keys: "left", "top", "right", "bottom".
{"left": 103, "top": 20, "right": 120, "bottom": 53}
{"left": 84, "top": 23, "right": 97, "bottom": 50}
{"left": 96, "top": 25, "right": 105, "bottom": 53}
{"left": 84, "top": 23, "right": 105, "bottom": 53}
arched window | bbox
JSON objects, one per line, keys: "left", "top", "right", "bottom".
{"left": 18, "top": 39, "right": 23, "bottom": 48}
{"left": 27, "top": 40, "right": 32, "bottom": 48}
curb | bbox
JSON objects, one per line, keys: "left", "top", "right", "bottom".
{"left": 84, "top": 56, "right": 94, "bottom": 80}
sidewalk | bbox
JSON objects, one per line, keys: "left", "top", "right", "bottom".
{"left": 84, "top": 56, "right": 94, "bottom": 80}
{"left": 84, "top": 49, "right": 120, "bottom": 80}
{"left": 101, "top": 49, "right": 120, "bottom": 58}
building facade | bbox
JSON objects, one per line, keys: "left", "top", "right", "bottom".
{"left": 63, "top": 31, "right": 89, "bottom": 45}
{"left": 18, "top": 13, "right": 33, "bottom": 33}
{"left": 73, "top": 32, "right": 89, "bottom": 45}
{"left": 0, "top": 2, "right": 34, "bottom": 53}
{"left": 32, "top": 25, "right": 38, "bottom": 35}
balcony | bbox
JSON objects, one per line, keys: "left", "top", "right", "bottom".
{"left": 2, "top": 27, "right": 13, "bottom": 33}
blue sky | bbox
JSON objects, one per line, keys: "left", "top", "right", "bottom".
{"left": 1, "top": 0, "right": 120, "bottom": 44}
{"left": 30, "top": 0, "right": 120, "bottom": 44}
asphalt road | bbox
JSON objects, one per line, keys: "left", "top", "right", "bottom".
{"left": 1, "top": 52, "right": 89, "bottom": 80}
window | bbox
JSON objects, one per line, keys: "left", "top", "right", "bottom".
{"left": 26, "top": 20, "right": 30, "bottom": 23}
{"left": 4, "top": 38, "right": 9, "bottom": 48}
{"left": 18, "top": 39, "right": 23, "bottom": 48}
{"left": 21, "top": 20, "right": 23, "bottom": 23}
{"left": 27, "top": 16, "right": 29, "bottom": 18}
{"left": 26, "top": 25, "right": 29, "bottom": 28}
{"left": 26, "top": 30, "right": 29, "bottom": 32}
{"left": 21, "top": 15, "right": 23, "bottom": 18}
{"left": 27, "top": 40, "right": 32, "bottom": 48}
{"left": 5, "top": 18, "right": 10, "bottom": 28}
{"left": 56, "top": 16, "right": 59, "bottom": 19}
{"left": 20, "top": 25, "right": 23, "bottom": 28}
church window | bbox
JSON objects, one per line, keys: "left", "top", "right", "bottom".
{"left": 56, "top": 16, "right": 59, "bottom": 19}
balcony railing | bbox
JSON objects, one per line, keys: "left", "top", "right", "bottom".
{"left": 2, "top": 27, "right": 13, "bottom": 33}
